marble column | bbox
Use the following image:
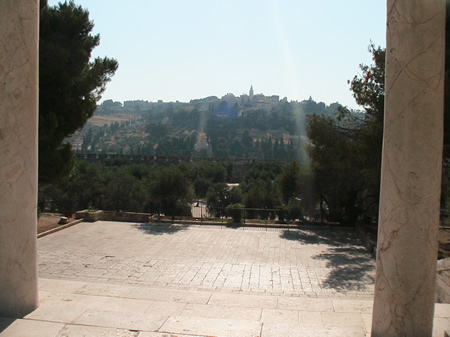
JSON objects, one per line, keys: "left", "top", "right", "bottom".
{"left": 0, "top": 0, "right": 39, "bottom": 317}
{"left": 371, "top": 1, "right": 445, "bottom": 336}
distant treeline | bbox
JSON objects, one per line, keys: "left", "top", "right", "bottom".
{"left": 39, "top": 159, "right": 315, "bottom": 223}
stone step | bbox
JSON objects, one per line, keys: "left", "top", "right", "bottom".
{"left": 21, "top": 278, "right": 373, "bottom": 336}
{"left": 2, "top": 278, "right": 448, "bottom": 336}
{"left": 0, "top": 317, "right": 366, "bottom": 337}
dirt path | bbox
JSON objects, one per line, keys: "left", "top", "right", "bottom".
{"left": 38, "top": 213, "right": 74, "bottom": 234}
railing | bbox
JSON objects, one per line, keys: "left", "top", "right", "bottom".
{"left": 74, "top": 152, "right": 290, "bottom": 165}
{"left": 194, "top": 206, "right": 297, "bottom": 225}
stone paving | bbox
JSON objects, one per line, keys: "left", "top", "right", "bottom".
{"left": 37, "top": 221, "right": 375, "bottom": 298}
{"left": 1, "top": 221, "right": 448, "bottom": 337}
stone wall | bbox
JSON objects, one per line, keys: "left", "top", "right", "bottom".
{"left": 75, "top": 210, "right": 104, "bottom": 222}
{"left": 76, "top": 210, "right": 153, "bottom": 223}
{"left": 102, "top": 211, "right": 153, "bottom": 223}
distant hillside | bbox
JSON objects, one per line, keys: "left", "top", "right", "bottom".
{"left": 67, "top": 92, "right": 357, "bottom": 161}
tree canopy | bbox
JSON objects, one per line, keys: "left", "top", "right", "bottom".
{"left": 39, "top": 0, "right": 118, "bottom": 183}
{"left": 306, "top": 45, "right": 385, "bottom": 226}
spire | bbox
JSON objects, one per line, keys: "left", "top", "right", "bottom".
{"left": 249, "top": 85, "right": 254, "bottom": 98}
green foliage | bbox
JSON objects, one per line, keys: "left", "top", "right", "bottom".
{"left": 188, "top": 161, "right": 228, "bottom": 198}
{"left": 240, "top": 161, "right": 282, "bottom": 194}
{"left": 39, "top": 0, "right": 118, "bottom": 183}
{"left": 278, "top": 161, "right": 301, "bottom": 205}
{"left": 243, "top": 178, "right": 280, "bottom": 220}
{"left": 275, "top": 206, "right": 286, "bottom": 222}
{"left": 286, "top": 198, "right": 302, "bottom": 221}
{"left": 71, "top": 93, "right": 340, "bottom": 161}
{"left": 155, "top": 134, "right": 197, "bottom": 157}
{"left": 306, "top": 45, "right": 385, "bottom": 226}
{"left": 104, "top": 167, "right": 146, "bottom": 212}
{"left": 39, "top": 157, "right": 320, "bottom": 223}
{"left": 237, "top": 160, "right": 291, "bottom": 220}
{"left": 226, "top": 203, "right": 245, "bottom": 223}
{"left": 442, "top": 2, "right": 450, "bottom": 213}
{"left": 146, "top": 123, "right": 169, "bottom": 139}
{"left": 147, "top": 166, "right": 194, "bottom": 220}
{"left": 206, "top": 183, "right": 232, "bottom": 218}
{"left": 277, "top": 161, "right": 315, "bottom": 219}
{"left": 445, "top": 1, "right": 450, "bottom": 159}
{"left": 39, "top": 161, "right": 154, "bottom": 213}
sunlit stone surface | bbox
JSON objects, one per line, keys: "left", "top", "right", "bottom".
{"left": 372, "top": 1, "right": 446, "bottom": 336}
{"left": 0, "top": 0, "right": 39, "bottom": 317}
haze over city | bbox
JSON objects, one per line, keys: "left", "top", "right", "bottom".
{"left": 48, "top": 0, "right": 386, "bottom": 109}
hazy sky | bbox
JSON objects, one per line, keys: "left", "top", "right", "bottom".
{"left": 48, "top": 0, "right": 386, "bottom": 109}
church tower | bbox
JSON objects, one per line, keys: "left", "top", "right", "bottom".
{"left": 249, "top": 85, "right": 254, "bottom": 99}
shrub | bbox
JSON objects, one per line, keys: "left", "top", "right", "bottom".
{"left": 226, "top": 203, "right": 245, "bottom": 224}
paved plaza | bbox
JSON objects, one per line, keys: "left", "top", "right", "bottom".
{"left": 1, "top": 221, "right": 448, "bottom": 336}
{"left": 37, "top": 221, "right": 376, "bottom": 297}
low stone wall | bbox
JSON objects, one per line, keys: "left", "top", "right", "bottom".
{"left": 37, "top": 219, "right": 84, "bottom": 238}
{"left": 75, "top": 210, "right": 156, "bottom": 223}
{"left": 75, "top": 210, "right": 104, "bottom": 222}
{"left": 436, "top": 257, "right": 450, "bottom": 303}
{"left": 102, "top": 211, "right": 153, "bottom": 223}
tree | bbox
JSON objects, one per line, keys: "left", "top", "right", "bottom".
{"left": 226, "top": 203, "right": 245, "bottom": 224}
{"left": 148, "top": 166, "right": 193, "bottom": 220}
{"left": 307, "top": 115, "right": 364, "bottom": 223}
{"left": 206, "top": 183, "right": 231, "bottom": 218}
{"left": 306, "top": 45, "right": 385, "bottom": 225}
{"left": 277, "top": 160, "right": 315, "bottom": 220}
{"left": 188, "top": 162, "right": 228, "bottom": 198}
{"left": 39, "top": 0, "right": 118, "bottom": 183}
{"left": 278, "top": 161, "right": 302, "bottom": 205}
{"left": 104, "top": 168, "right": 146, "bottom": 212}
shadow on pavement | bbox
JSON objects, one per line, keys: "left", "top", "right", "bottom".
{"left": 314, "top": 247, "right": 375, "bottom": 291}
{"left": 280, "top": 229, "right": 358, "bottom": 247}
{"left": 225, "top": 224, "right": 243, "bottom": 229}
{"left": 133, "top": 223, "right": 190, "bottom": 235}
{"left": 0, "top": 317, "right": 15, "bottom": 333}
{"left": 280, "top": 229, "right": 375, "bottom": 292}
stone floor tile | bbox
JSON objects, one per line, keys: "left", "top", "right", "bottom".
{"left": 181, "top": 303, "right": 261, "bottom": 321}
{"left": 159, "top": 316, "right": 262, "bottom": 337}
{"left": 332, "top": 299, "right": 373, "bottom": 314}
{"left": 261, "top": 308, "right": 299, "bottom": 324}
{"left": 208, "top": 292, "right": 277, "bottom": 309}
{"left": 74, "top": 282, "right": 134, "bottom": 297}
{"left": 435, "top": 303, "right": 450, "bottom": 318}
{"left": 433, "top": 317, "right": 450, "bottom": 337}
{"left": 0, "top": 317, "right": 64, "bottom": 337}
{"left": 38, "top": 223, "right": 376, "bottom": 296}
{"left": 55, "top": 324, "right": 138, "bottom": 337}
{"left": 138, "top": 332, "right": 203, "bottom": 337}
{"left": 146, "top": 301, "right": 187, "bottom": 316}
{"left": 38, "top": 278, "right": 88, "bottom": 294}
{"left": 24, "top": 292, "right": 89, "bottom": 323}
{"left": 277, "top": 297, "right": 334, "bottom": 312}
{"left": 262, "top": 322, "right": 365, "bottom": 337}
{"left": 321, "top": 312, "right": 364, "bottom": 326}
{"left": 297, "top": 311, "right": 323, "bottom": 324}
{"left": 73, "top": 310, "right": 167, "bottom": 331}
{"left": 361, "top": 313, "right": 372, "bottom": 334}
{"left": 78, "top": 295, "right": 153, "bottom": 313}
{"left": 127, "top": 287, "right": 211, "bottom": 304}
